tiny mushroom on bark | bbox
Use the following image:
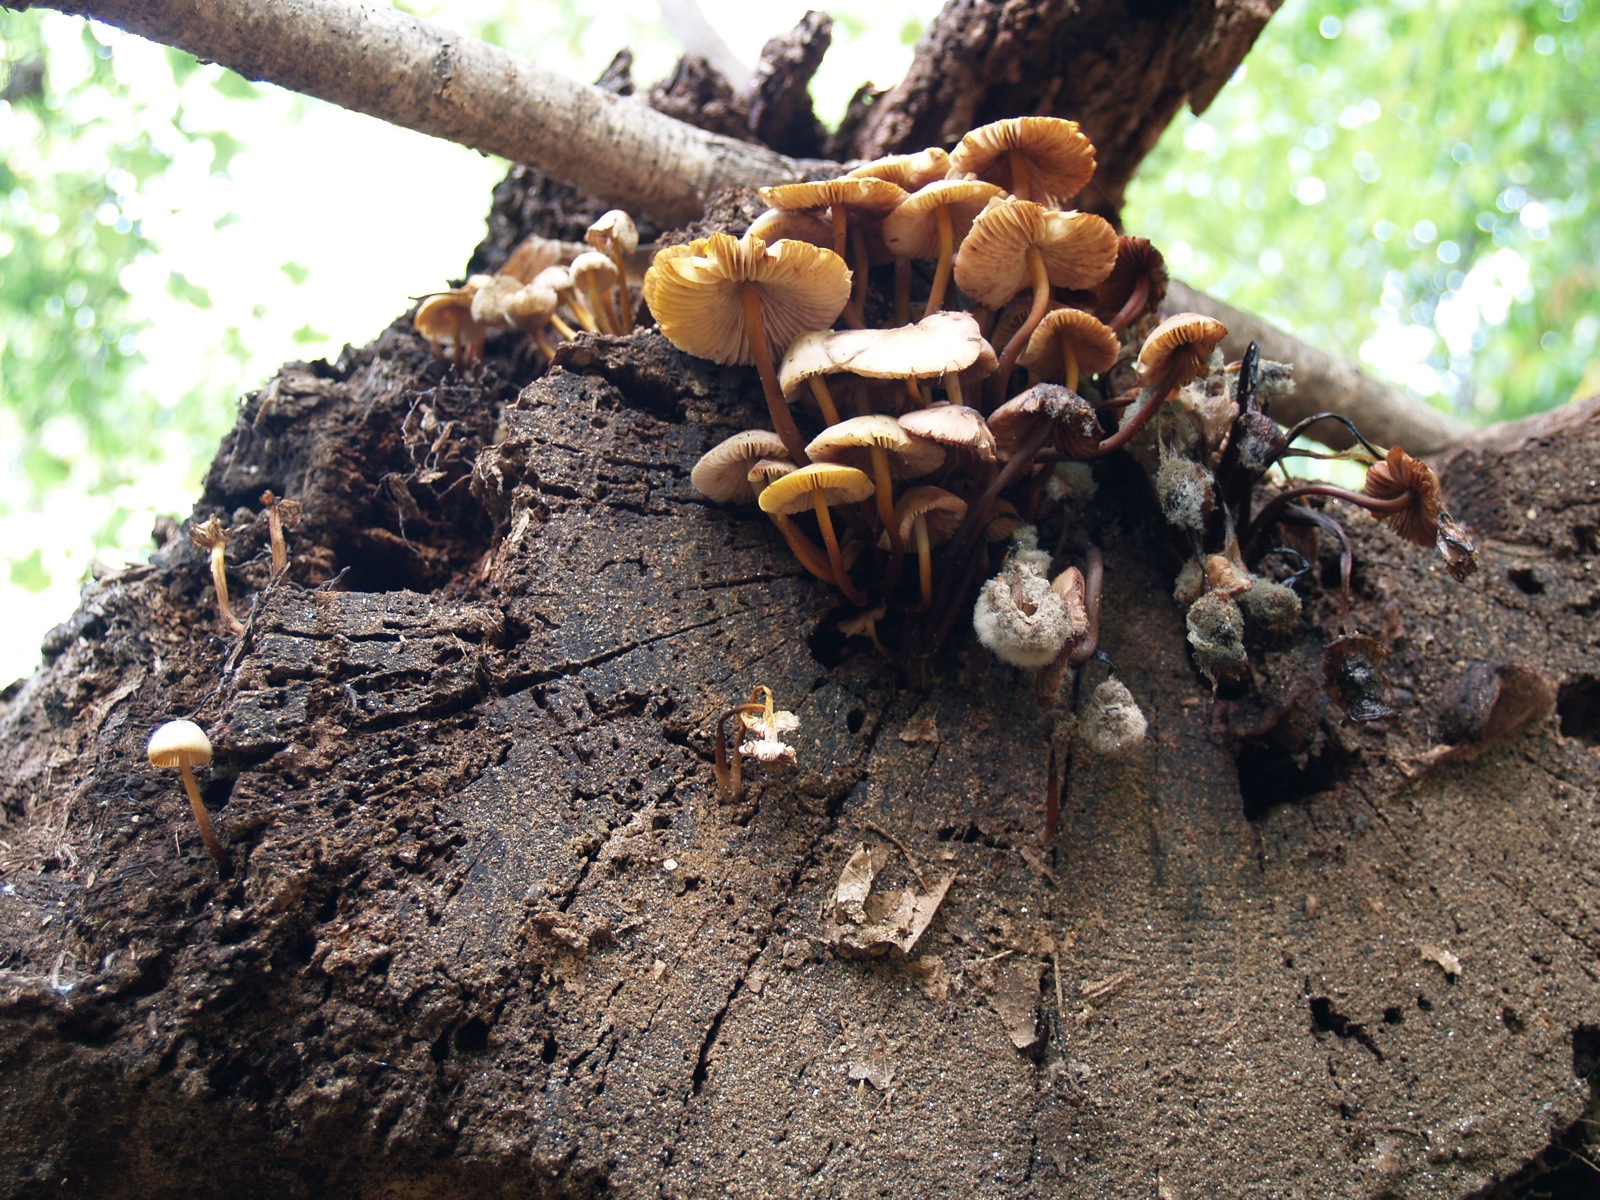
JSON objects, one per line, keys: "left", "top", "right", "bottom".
{"left": 1092, "top": 236, "right": 1169, "bottom": 332}
{"left": 413, "top": 290, "right": 486, "bottom": 366}
{"left": 889, "top": 485, "right": 968, "bottom": 611}
{"left": 147, "top": 719, "right": 228, "bottom": 871}
{"left": 759, "top": 176, "right": 907, "bottom": 323}
{"left": 644, "top": 232, "right": 852, "bottom": 466}
{"left": 570, "top": 250, "right": 625, "bottom": 335}
{"left": 190, "top": 515, "right": 244, "bottom": 635}
{"left": 808, "top": 414, "right": 944, "bottom": 581}
{"left": 1102, "top": 312, "right": 1228, "bottom": 458}
{"left": 585, "top": 209, "right": 639, "bottom": 329}
{"left": 758, "top": 462, "right": 875, "bottom": 606}
{"left": 692, "top": 430, "right": 831, "bottom": 583}
{"left": 897, "top": 403, "right": 998, "bottom": 466}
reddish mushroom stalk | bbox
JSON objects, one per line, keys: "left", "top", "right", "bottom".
{"left": 740, "top": 285, "right": 812, "bottom": 466}
{"left": 991, "top": 248, "right": 1053, "bottom": 406}
{"left": 1241, "top": 483, "right": 1415, "bottom": 548}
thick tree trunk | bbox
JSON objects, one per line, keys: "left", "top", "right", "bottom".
{"left": 3, "top": 6, "right": 1597, "bottom": 1198}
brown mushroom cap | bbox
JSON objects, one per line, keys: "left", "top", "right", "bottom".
{"left": 747, "top": 208, "right": 835, "bottom": 250}
{"left": 988, "top": 383, "right": 1102, "bottom": 460}
{"left": 691, "top": 430, "right": 791, "bottom": 503}
{"left": 806, "top": 415, "right": 945, "bottom": 479}
{"left": 846, "top": 148, "right": 952, "bottom": 191}
{"left": 569, "top": 250, "right": 620, "bottom": 290}
{"left": 785, "top": 311, "right": 995, "bottom": 390}
{"left": 891, "top": 485, "right": 967, "bottom": 544}
{"left": 758, "top": 176, "right": 908, "bottom": 219}
{"left": 499, "top": 235, "right": 567, "bottom": 283}
{"left": 948, "top": 117, "right": 1098, "bottom": 205}
{"left": 470, "top": 276, "right": 560, "bottom": 332}
{"left": 1093, "top": 236, "right": 1168, "bottom": 323}
{"left": 953, "top": 198, "right": 1118, "bottom": 307}
{"left": 881, "top": 179, "right": 1005, "bottom": 260}
{"left": 147, "top": 719, "right": 213, "bottom": 768}
{"left": 643, "top": 233, "right": 852, "bottom": 367}
{"left": 897, "top": 404, "right": 997, "bottom": 464}
{"left": 1018, "top": 307, "right": 1121, "bottom": 378}
{"left": 586, "top": 209, "right": 639, "bottom": 256}
{"left": 1136, "top": 312, "right": 1229, "bottom": 389}
{"left": 758, "top": 462, "right": 875, "bottom": 515}
{"left": 414, "top": 291, "right": 486, "bottom": 358}
{"left": 747, "top": 457, "right": 796, "bottom": 490}
{"left": 1363, "top": 446, "right": 1443, "bottom": 547}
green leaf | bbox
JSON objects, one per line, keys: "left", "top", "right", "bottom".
{"left": 166, "top": 271, "right": 212, "bottom": 308}
{"left": 8, "top": 549, "right": 51, "bottom": 594}
{"left": 279, "top": 261, "right": 311, "bottom": 286}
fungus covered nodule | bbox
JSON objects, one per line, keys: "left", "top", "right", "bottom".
{"left": 973, "top": 554, "right": 1072, "bottom": 669}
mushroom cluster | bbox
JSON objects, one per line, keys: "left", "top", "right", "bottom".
{"left": 655, "top": 116, "right": 1476, "bottom": 709}
{"left": 413, "top": 210, "right": 641, "bottom": 366}
{"left": 663, "top": 118, "right": 1217, "bottom": 673}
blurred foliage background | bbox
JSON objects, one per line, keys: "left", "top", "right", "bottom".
{"left": 0, "top": 0, "right": 1594, "bottom": 681}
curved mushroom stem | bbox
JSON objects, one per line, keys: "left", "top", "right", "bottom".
{"left": 713, "top": 701, "right": 768, "bottom": 802}
{"left": 992, "top": 247, "right": 1052, "bottom": 406}
{"left": 531, "top": 329, "right": 558, "bottom": 361}
{"left": 740, "top": 284, "right": 812, "bottom": 466}
{"left": 807, "top": 376, "right": 842, "bottom": 426}
{"left": 1108, "top": 276, "right": 1150, "bottom": 333}
{"left": 912, "top": 515, "right": 935, "bottom": 612}
{"left": 207, "top": 544, "right": 245, "bottom": 635}
{"left": 1089, "top": 357, "right": 1193, "bottom": 459}
{"left": 769, "top": 513, "right": 837, "bottom": 586}
{"left": 179, "top": 756, "right": 228, "bottom": 871}
{"left": 548, "top": 312, "right": 578, "bottom": 341}
{"left": 926, "top": 207, "right": 956, "bottom": 313}
{"left": 1240, "top": 482, "right": 1414, "bottom": 548}
{"left": 608, "top": 251, "right": 633, "bottom": 331}
{"left": 812, "top": 495, "right": 869, "bottom": 606}
{"left": 1278, "top": 413, "right": 1388, "bottom": 463}
{"left": 1068, "top": 544, "right": 1105, "bottom": 667}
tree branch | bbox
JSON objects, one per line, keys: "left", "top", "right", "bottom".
{"left": 18, "top": 0, "right": 829, "bottom": 225}
{"left": 1167, "top": 280, "right": 1470, "bottom": 453}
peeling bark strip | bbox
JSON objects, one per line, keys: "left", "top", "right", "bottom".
{"left": 22, "top": 0, "right": 827, "bottom": 224}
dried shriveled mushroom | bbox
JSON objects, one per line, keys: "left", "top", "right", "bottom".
{"left": 586, "top": 209, "right": 639, "bottom": 330}
{"left": 190, "top": 515, "right": 244, "bottom": 635}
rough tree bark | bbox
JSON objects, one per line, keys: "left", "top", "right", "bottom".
{"left": 1, "top": 4, "right": 1596, "bottom": 1199}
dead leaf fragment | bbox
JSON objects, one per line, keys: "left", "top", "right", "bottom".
{"left": 822, "top": 845, "right": 955, "bottom": 960}
{"left": 1418, "top": 942, "right": 1462, "bottom": 978}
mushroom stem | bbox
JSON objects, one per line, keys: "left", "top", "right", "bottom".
{"left": 812, "top": 494, "right": 869, "bottom": 606}
{"left": 1278, "top": 413, "right": 1388, "bottom": 463}
{"left": 549, "top": 312, "right": 579, "bottom": 341}
{"left": 1008, "top": 150, "right": 1034, "bottom": 203}
{"left": 262, "top": 492, "right": 288, "bottom": 578}
{"left": 945, "top": 372, "right": 965, "bottom": 407}
{"left": 893, "top": 257, "right": 911, "bottom": 327}
{"left": 583, "top": 277, "right": 616, "bottom": 334}
{"left": 992, "top": 247, "right": 1052, "bottom": 406}
{"left": 870, "top": 446, "right": 905, "bottom": 590}
{"left": 807, "top": 376, "right": 841, "bottom": 425}
{"left": 1241, "top": 482, "right": 1414, "bottom": 548}
{"left": 1069, "top": 544, "right": 1104, "bottom": 667}
{"left": 740, "top": 284, "right": 812, "bottom": 466}
{"left": 178, "top": 756, "right": 229, "bottom": 871}
{"left": 531, "top": 328, "right": 558, "bottom": 360}
{"left": 912, "top": 514, "right": 935, "bottom": 612}
{"left": 207, "top": 542, "right": 245, "bottom": 635}
{"left": 1108, "top": 276, "right": 1149, "bottom": 333}
{"left": 562, "top": 287, "right": 600, "bottom": 333}
{"left": 850, "top": 223, "right": 871, "bottom": 327}
{"left": 769, "top": 513, "right": 838, "bottom": 586}
{"left": 1061, "top": 343, "right": 1082, "bottom": 394}
{"left": 712, "top": 701, "right": 767, "bottom": 802}
{"left": 926, "top": 206, "right": 955, "bottom": 313}
{"left": 609, "top": 251, "right": 633, "bottom": 331}
{"left": 1090, "top": 358, "right": 1190, "bottom": 458}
